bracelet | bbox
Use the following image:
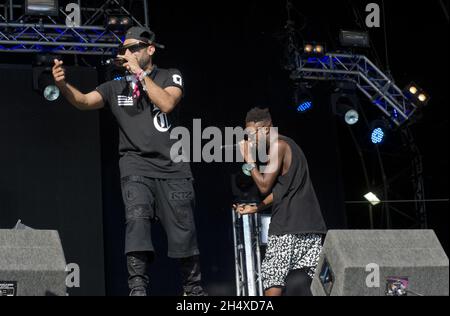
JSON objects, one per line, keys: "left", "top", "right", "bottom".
{"left": 242, "top": 163, "right": 257, "bottom": 177}
{"left": 135, "top": 70, "right": 146, "bottom": 82}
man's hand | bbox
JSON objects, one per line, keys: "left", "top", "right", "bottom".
{"left": 52, "top": 59, "right": 66, "bottom": 88}
{"left": 233, "top": 204, "right": 258, "bottom": 215}
{"left": 117, "top": 51, "right": 143, "bottom": 76}
{"left": 239, "top": 140, "right": 256, "bottom": 164}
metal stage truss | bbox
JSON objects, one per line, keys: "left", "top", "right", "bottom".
{"left": 291, "top": 53, "right": 418, "bottom": 127}
{"left": 0, "top": 0, "right": 149, "bottom": 56}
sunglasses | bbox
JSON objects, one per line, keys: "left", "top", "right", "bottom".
{"left": 118, "top": 41, "right": 151, "bottom": 55}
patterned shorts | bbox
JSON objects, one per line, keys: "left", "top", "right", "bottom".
{"left": 261, "top": 234, "right": 323, "bottom": 291}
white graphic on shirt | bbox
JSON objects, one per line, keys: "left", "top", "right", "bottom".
{"left": 153, "top": 109, "right": 171, "bottom": 133}
{"left": 172, "top": 74, "right": 183, "bottom": 86}
{"left": 117, "top": 95, "right": 134, "bottom": 107}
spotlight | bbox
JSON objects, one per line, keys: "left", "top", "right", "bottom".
{"left": 120, "top": 16, "right": 132, "bottom": 27}
{"left": 43, "top": 85, "right": 60, "bottom": 102}
{"left": 334, "top": 103, "right": 359, "bottom": 125}
{"left": 409, "top": 86, "right": 418, "bottom": 95}
{"left": 331, "top": 82, "right": 360, "bottom": 125}
{"left": 339, "top": 30, "right": 370, "bottom": 48}
{"left": 107, "top": 16, "right": 119, "bottom": 26}
{"left": 418, "top": 93, "right": 429, "bottom": 103}
{"left": 106, "top": 15, "right": 133, "bottom": 32}
{"left": 303, "top": 42, "right": 326, "bottom": 57}
{"left": 371, "top": 127, "right": 385, "bottom": 145}
{"left": 25, "top": 0, "right": 59, "bottom": 16}
{"left": 405, "top": 82, "right": 430, "bottom": 106}
{"left": 32, "top": 54, "right": 61, "bottom": 102}
{"left": 304, "top": 44, "right": 314, "bottom": 54}
{"left": 314, "top": 45, "right": 324, "bottom": 54}
{"left": 364, "top": 192, "right": 381, "bottom": 206}
{"left": 369, "top": 119, "right": 390, "bottom": 145}
{"left": 294, "top": 83, "right": 314, "bottom": 113}
{"left": 33, "top": 67, "right": 60, "bottom": 102}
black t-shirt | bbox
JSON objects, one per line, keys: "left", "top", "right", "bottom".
{"left": 270, "top": 136, "right": 327, "bottom": 236}
{"left": 96, "top": 66, "right": 192, "bottom": 179}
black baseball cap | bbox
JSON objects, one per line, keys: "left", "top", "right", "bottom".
{"left": 125, "top": 27, "right": 165, "bottom": 49}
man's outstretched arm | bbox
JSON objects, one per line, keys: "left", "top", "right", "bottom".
{"left": 53, "top": 59, "right": 104, "bottom": 111}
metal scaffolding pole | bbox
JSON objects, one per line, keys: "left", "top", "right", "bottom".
{"left": 233, "top": 209, "right": 264, "bottom": 297}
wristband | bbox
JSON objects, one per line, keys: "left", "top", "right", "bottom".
{"left": 242, "top": 163, "right": 257, "bottom": 177}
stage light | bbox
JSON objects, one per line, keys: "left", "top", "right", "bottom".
{"left": 303, "top": 42, "right": 326, "bottom": 57}
{"left": 314, "top": 45, "right": 324, "bottom": 54}
{"left": 405, "top": 82, "right": 430, "bottom": 106}
{"left": 25, "top": 0, "right": 59, "bottom": 16}
{"left": 333, "top": 102, "right": 359, "bottom": 126}
{"left": 294, "top": 83, "right": 314, "bottom": 113}
{"left": 43, "top": 85, "right": 60, "bottom": 102}
{"left": 106, "top": 15, "right": 133, "bottom": 32}
{"left": 108, "top": 16, "right": 119, "bottom": 26}
{"left": 331, "top": 82, "right": 360, "bottom": 125}
{"left": 369, "top": 119, "right": 390, "bottom": 145}
{"left": 371, "top": 128, "right": 385, "bottom": 144}
{"left": 297, "top": 101, "right": 313, "bottom": 113}
{"left": 409, "top": 86, "right": 418, "bottom": 95}
{"left": 304, "top": 44, "right": 314, "bottom": 54}
{"left": 364, "top": 192, "right": 381, "bottom": 206}
{"left": 344, "top": 108, "right": 359, "bottom": 126}
{"left": 339, "top": 30, "right": 370, "bottom": 48}
{"left": 120, "top": 16, "right": 132, "bottom": 27}
{"left": 33, "top": 66, "right": 61, "bottom": 102}
{"left": 418, "top": 93, "right": 428, "bottom": 103}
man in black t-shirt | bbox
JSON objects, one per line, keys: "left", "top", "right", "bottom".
{"left": 234, "top": 108, "right": 327, "bottom": 296}
{"left": 52, "top": 27, "right": 205, "bottom": 296}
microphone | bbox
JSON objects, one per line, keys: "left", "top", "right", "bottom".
{"left": 103, "top": 58, "right": 126, "bottom": 67}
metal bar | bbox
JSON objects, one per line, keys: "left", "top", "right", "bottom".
{"left": 0, "top": 28, "right": 9, "bottom": 40}
{"left": 242, "top": 215, "right": 257, "bottom": 296}
{"left": 8, "top": 0, "right": 12, "bottom": 21}
{"left": 299, "top": 67, "right": 360, "bottom": 77}
{"left": 358, "top": 73, "right": 408, "bottom": 121}
{"left": 143, "top": 0, "right": 149, "bottom": 27}
{"left": 84, "top": 0, "right": 113, "bottom": 26}
{"left": 232, "top": 209, "right": 241, "bottom": 297}
{"left": 11, "top": 26, "right": 31, "bottom": 41}
{"left": 68, "top": 27, "right": 89, "bottom": 43}
{"left": 0, "top": 4, "right": 21, "bottom": 9}
{"left": 0, "top": 40, "right": 119, "bottom": 47}
{"left": 0, "top": 49, "right": 115, "bottom": 55}
{"left": 31, "top": 26, "right": 51, "bottom": 41}
{"left": 254, "top": 214, "right": 263, "bottom": 295}
{"left": 0, "top": 22, "right": 109, "bottom": 31}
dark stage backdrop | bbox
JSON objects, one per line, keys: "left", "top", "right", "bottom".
{"left": 0, "top": 65, "right": 105, "bottom": 296}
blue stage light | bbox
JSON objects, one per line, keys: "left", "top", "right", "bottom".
{"left": 297, "top": 101, "right": 313, "bottom": 113}
{"left": 371, "top": 127, "right": 385, "bottom": 144}
{"left": 294, "top": 83, "right": 313, "bottom": 114}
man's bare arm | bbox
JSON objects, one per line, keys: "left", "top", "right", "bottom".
{"left": 257, "top": 193, "right": 274, "bottom": 212}
{"left": 53, "top": 59, "right": 104, "bottom": 111}
{"left": 59, "top": 85, "right": 104, "bottom": 111}
{"left": 250, "top": 141, "right": 287, "bottom": 195}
